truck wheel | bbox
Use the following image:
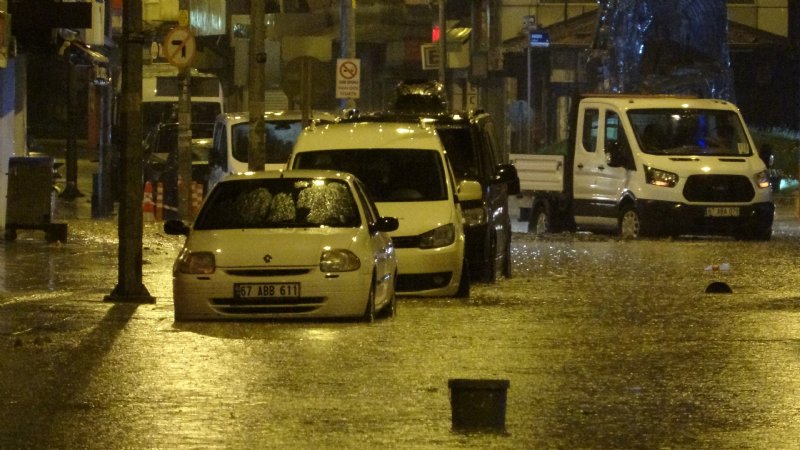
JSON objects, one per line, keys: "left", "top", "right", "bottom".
{"left": 619, "top": 205, "right": 641, "bottom": 239}
{"left": 529, "top": 204, "right": 550, "bottom": 235}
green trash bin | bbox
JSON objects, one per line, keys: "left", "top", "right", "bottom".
{"left": 4, "top": 155, "right": 68, "bottom": 243}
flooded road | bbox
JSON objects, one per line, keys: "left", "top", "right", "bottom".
{"left": 2, "top": 195, "right": 800, "bottom": 448}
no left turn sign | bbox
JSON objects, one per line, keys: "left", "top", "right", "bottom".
{"left": 164, "top": 27, "right": 196, "bottom": 69}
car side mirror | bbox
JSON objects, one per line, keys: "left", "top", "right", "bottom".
{"left": 456, "top": 179, "right": 482, "bottom": 202}
{"left": 495, "top": 163, "right": 520, "bottom": 195}
{"left": 371, "top": 216, "right": 399, "bottom": 233}
{"left": 164, "top": 219, "right": 190, "bottom": 236}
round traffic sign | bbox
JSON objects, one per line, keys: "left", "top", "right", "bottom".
{"left": 163, "top": 27, "right": 196, "bottom": 69}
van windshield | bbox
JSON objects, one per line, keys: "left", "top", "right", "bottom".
{"left": 232, "top": 121, "right": 304, "bottom": 164}
{"left": 142, "top": 102, "right": 222, "bottom": 131}
{"left": 628, "top": 109, "right": 752, "bottom": 156}
{"left": 293, "top": 149, "right": 448, "bottom": 202}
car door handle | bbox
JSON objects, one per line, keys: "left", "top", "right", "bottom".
{"left": 577, "top": 163, "right": 584, "bottom": 169}
{"left": 598, "top": 165, "right": 605, "bottom": 170}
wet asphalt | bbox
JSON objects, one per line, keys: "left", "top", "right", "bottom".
{"left": 2, "top": 166, "right": 800, "bottom": 448}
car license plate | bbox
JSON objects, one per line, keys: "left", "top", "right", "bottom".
{"left": 234, "top": 283, "right": 300, "bottom": 298}
{"left": 705, "top": 207, "right": 740, "bottom": 217}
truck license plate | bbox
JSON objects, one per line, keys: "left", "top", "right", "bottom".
{"left": 705, "top": 207, "right": 740, "bottom": 217}
{"left": 235, "top": 283, "right": 300, "bottom": 298}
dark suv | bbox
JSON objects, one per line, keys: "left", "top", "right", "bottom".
{"left": 342, "top": 108, "right": 520, "bottom": 282}
{"left": 433, "top": 112, "right": 520, "bottom": 282}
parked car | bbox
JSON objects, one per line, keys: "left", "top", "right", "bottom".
{"left": 289, "top": 121, "right": 483, "bottom": 297}
{"left": 163, "top": 170, "right": 399, "bottom": 321}
{"left": 207, "top": 110, "right": 338, "bottom": 190}
{"left": 344, "top": 109, "right": 520, "bottom": 282}
{"left": 143, "top": 122, "right": 215, "bottom": 219}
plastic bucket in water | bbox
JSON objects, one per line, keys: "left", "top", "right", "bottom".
{"left": 448, "top": 378, "right": 509, "bottom": 433}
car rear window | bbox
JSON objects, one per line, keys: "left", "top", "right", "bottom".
{"left": 293, "top": 149, "right": 447, "bottom": 202}
{"left": 194, "top": 178, "right": 360, "bottom": 229}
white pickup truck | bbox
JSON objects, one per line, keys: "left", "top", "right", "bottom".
{"left": 511, "top": 95, "right": 775, "bottom": 240}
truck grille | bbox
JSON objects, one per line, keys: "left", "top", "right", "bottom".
{"left": 683, "top": 175, "right": 754, "bottom": 202}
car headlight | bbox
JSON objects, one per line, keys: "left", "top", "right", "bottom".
{"left": 176, "top": 249, "right": 215, "bottom": 274}
{"left": 320, "top": 249, "right": 360, "bottom": 272}
{"left": 461, "top": 205, "right": 487, "bottom": 227}
{"left": 644, "top": 166, "right": 678, "bottom": 187}
{"left": 755, "top": 170, "right": 770, "bottom": 189}
{"left": 419, "top": 223, "right": 455, "bottom": 249}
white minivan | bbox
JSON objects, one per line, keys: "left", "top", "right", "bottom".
{"left": 207, "top": 111, "right": 337, "bottom": 190}
{"left": 289, "top": 121, "right": 482, "bottom": 297}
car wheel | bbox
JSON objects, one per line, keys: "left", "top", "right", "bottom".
{"left": 481, "top": 235, "right": 498, "bottom": 283}
{"left": 502, "top": 232, "right": 513, "bottom": 279}
{"left": 381, "top": 291, "right": 397, "bottom": 319}
{"left": 529, "top": 204, "right": 550, "bottom": 235}
{"left": 362, "top": 278, "right": 376, "bottom": 323}
{"left": 454, "top": 260, "right": 470, "bottom": 298}
{"left": 619, "top": 205, "right": 641, "bottom": 239}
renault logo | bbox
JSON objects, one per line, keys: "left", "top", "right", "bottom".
{"left": 263, "top": 255, "right": 272, "bottom": 263}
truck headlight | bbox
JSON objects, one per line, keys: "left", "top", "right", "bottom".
{"left": 419, "top": 224, "right": 455, "bottom": 249}
{"left": 644, "top": 166, "right": 678, "bottom": 187}
{"left": 754, "top": 170, "right": 770, "bottom": 189}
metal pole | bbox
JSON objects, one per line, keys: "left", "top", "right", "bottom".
{"left": 105, "top": 0, "right": 154, "bottom": 303}
{"left": 177, "top": 68, "right": 192, "bottom": 220}
{"left": 60, "top": 60, "right": 83, "bottom": 199}
{"left": 248, "top": 0, "right": 266, "bottom": 171}
{"left": 527, "top": 46, "right": 532, "bottom": 154}
{"left": 339, "top": 0, "right": 356, "bottom": 111}
{"left": 438, "top": 0, "right": 447, "bottom": 106}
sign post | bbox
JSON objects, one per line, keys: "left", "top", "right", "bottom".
{"left": 164, "top": 25, "right": 195, "bottom": 220}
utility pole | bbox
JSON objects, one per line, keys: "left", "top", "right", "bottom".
{"left": 177, "top": 0, "right": 193, "bottom": 220}
{"left": 105, "top": 0, "right": 154, "bottom": 303}
{"left": 248, "top": 0, "right": 266, "bottom": 171}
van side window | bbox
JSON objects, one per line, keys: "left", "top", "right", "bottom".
{"left": 605, "top": 111, "right": 634, "bottom": 169}
{"left": 211, "top": 122, "right": 227, "bottom": 171}
{"left": 582, "top": 109, "right": 599, "bottom": 152}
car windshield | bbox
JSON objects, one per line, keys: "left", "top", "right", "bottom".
{"left": 194, "top": 178, "right": 360, "bottom": 230}
{"left": 628, "top": 109, "right": 752, "bottom": 156}
{"left": 293, "top": 149, "right": 447, "bottom": 202}
{"left": 436, "top": 126, "right": 479, "bottom": 181}
{"left": 232, "top": 120, "right": 305, "bottom": 164}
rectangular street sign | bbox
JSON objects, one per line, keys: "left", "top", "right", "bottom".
{"left": 336, "top": 58, "right": 360, "bottom": 99}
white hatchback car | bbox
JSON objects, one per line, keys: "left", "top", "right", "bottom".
{"left": 164, "top": 170, "right": 399, "bottom": 321}
{"left": 289, "top": 121, "right": 482, "bottom": 297}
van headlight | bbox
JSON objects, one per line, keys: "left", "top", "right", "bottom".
{"left": 419, "top": 224, "right": 455, "bottom": 249}
{"left": 754, "top": 170, "right": 771, "bottom": 189}
{"left": 176, "top": 249, "right": 215, "bottom": 274}
{"left": 644, "top": 166, "right": 678, "bottom": 187}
